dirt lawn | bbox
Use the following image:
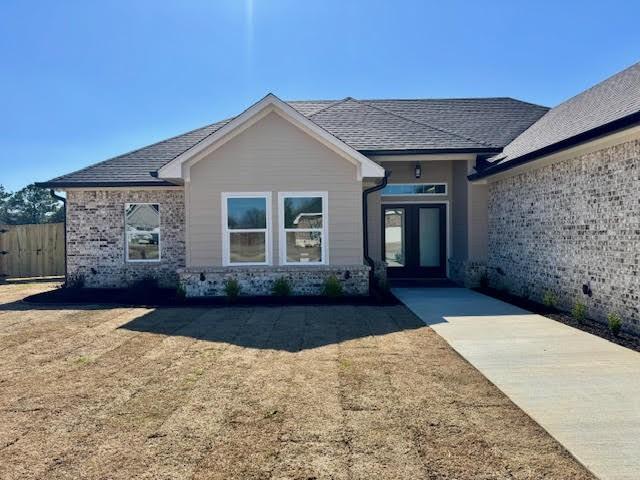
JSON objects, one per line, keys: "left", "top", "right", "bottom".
{"left": 0, "top": 282, "right": 593, "bottom": 480}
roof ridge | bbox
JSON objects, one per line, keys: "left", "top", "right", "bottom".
{"left": 501, "top": 97, "right": 551, "bottom": 110}
{"left": 352, "top": 98, "right": 496, "bottom": 148}
{"left": 306, "top": 97, "right": 353, "bottom": 117}
{"left": 551, "top": 61, "right": 640, "bottom": 110}
{"left": 363, "top": 96, "right": 542, "bottom": 103}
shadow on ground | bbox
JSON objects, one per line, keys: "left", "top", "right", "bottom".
{"left": 117, "top": 305, "right": 426, "bottom": 352}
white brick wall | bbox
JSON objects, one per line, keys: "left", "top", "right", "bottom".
{"left": 488, "top": 139, "right": 640, "bottom": 334}
{"left": 66, "top": 189, "right": 185, "bottom": 288}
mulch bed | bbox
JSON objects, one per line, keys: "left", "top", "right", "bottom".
{"left": 23, "top": 286, "right": 400, "bottom": 307}
{"left": 476, "top": 287, "right": 640, "bottom": 353}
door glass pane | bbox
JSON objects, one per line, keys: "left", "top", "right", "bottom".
{"left": 419, "top": 208, "right": 440, "bottom": 267}
{"left": 384, "top": 208, "right": 405, "bottom": 267}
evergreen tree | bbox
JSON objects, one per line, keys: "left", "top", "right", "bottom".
{"left": 3, "top": 184, "right": 63, "bottom": 224}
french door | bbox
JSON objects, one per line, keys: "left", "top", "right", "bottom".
{"left": 382, "top": 203, "right": 447, "bottom": 278}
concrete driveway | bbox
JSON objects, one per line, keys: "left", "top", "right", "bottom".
{"left": 394, "top": 287, "right": 640, "bottom": 480}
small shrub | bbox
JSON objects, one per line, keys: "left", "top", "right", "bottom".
{"left": 130, "top": 276, "right": 161, "bottom": 302}
{"left": 131, "top": 276, "right": 160, "bottom": 292}
{"left": 572, "top": 301, "right": 587, "bottom": 323}
{"left": 322, "top": 275, "right": 343, "bottom": 298}
{"left": 65, "top": 275, "right": 85, "bottom": 290}
{"left": 542, "top": 290, "right": 557, "bottom": 309}
{"left": 271, "top": 276, "right": 292, "bottom": 297}
{"left": 377, "top": 277, "right": 391, "bottom": 294}
{"left": 223, "top": 278, "right": 241, "bottom": 300}
{"left": 478, "top": 272, "right": 489, "bottom": 289}
{"left": 608, "top": 312, "right": 622, "bottom": 337}
{"left": 175, "top": 283, "right": 187, "bottom": 300}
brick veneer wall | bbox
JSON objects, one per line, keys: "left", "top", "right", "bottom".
{"left": 66, "top": 189, "right": 185, "bottom": 288}
{"left": 449, "top": 258, "right": 487, "bottom": 288}
{"left": 487, "top": 139, "right": 640, "bottom": 334}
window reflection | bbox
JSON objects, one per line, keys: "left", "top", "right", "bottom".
{"left": 125, "top": 204, "right": 160, "bottom": 261}
{"left": 384, "top": 208, "right": 405, "bottom": 267}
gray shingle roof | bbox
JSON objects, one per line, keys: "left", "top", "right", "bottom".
{"left": 366, "top": 98, "right": 549, "bottom": 148}
{"left": 307, "top": 98, "right": 492, "bottom": 151}
{"left": 478, "top": 62, "right": 640, "bottom": 177}
{"left": 40, "top": 96, "right": 548, "bottom": 187}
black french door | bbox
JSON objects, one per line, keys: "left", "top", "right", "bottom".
{"left": 382, "top": 203, "right": 447, "bottom": 278}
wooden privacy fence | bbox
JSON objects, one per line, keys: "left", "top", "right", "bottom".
{"left": 0, "top": 223, "right": 65, "bottom": 278}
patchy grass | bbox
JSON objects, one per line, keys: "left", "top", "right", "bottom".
{"left": 71, "top": 355, "right": 95, "bottom": 365}
{"left": 0, "top": 282, "right": 594, "bottom": 479}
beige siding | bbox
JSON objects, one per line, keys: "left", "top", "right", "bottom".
{"left": 451, "top": 161, "right": 469, "bottom": 259}
{"left": 187, "top": 112, "right": 362, "bottom": 266}
{"left": 467, "top": 160, "right": 488, "bottom": 260}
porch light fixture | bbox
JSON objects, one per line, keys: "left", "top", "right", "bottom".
{"left": 414, "top": 163, "right": 422, "bottom": 179}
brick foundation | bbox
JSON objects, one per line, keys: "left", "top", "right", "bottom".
{"left": 178, "top": 265, "right": 370, "bottom": 297}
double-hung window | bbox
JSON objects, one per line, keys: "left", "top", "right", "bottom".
{"left": 222, "top": 193, "right": 272, "bottom": 266}
{"left": 278, "top": 192, "right": 327, "bottom": 265}
{"left": 125, "top": 203, "right": 160, "bottom": 262}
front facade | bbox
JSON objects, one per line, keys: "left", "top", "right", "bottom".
{"left": 41, "top": 62, "right": 640, "bottom": 332}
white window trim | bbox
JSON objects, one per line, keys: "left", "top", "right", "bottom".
{"left": 381, "top": 182, "right": 448, "bottom": 196}
{"left": 221, "top": 192, "right": 272, "bottom": 267}
{"left": 124, "top": 203, "right": 161, "bottom": 263}
{"left": 278, "top": 191, "right": 328, "bottom": 266}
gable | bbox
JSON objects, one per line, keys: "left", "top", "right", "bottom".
{"left": 192, "top": 111, "right": 361, "bottom": 179}
{"left": 158, "top": 94, "right": 385, "bottom": 182}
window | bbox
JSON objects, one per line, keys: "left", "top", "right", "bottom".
{"left": 222, "top": 193, "right": 272, "bottom": 265}
{"left": 125, "top": 203, "right": 160, "bottom": 262}
{"left": 381, "top": 183, "right": 447, "bottom": 196}
{"left": 279, "top": 192, "right": 327, "bottom": 265}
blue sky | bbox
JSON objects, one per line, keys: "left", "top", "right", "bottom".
{"left": 1, "top": 0, "right": 638, "bottom": 192}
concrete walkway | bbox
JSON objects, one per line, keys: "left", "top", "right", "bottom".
{"left": 393, "top": 287, "right": 640, "bottom": 480}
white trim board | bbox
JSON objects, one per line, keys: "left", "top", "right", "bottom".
{"left": 158, "top": 93, "right": 385, "bottom": 182}
{"left": 473, "top": 124, "right": 640, "bottom": 184}
{"left": 370, "top": 154, "right": 477, "bottom": 162}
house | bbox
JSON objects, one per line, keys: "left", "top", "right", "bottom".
{"left": 39, "top": 62, "right": 640, "bottom": 331}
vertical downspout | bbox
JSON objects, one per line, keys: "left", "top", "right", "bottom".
{"left": 49, "top": 190, "right": 67, "bottom": 284}
{"left": 362, "top": 171, "right": 389, "bottom": 293}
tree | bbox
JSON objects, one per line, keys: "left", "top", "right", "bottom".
{"left": 4, "top": 184, "right": 63, "bottom": 225}
{"left": 0, "top": 185, "right": 10, "bottom": 224}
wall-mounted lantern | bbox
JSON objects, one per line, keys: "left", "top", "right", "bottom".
{"left": 414, "top": 163, "right": 422, "bottom": 179}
